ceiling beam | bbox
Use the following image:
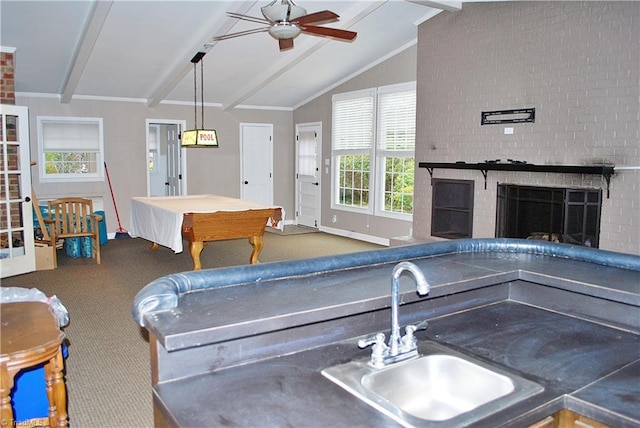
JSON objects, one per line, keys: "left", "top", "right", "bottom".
{"left": 146, "top": 1, "right": 257, "bottom": 107}
{"left": 405, "top": 0, "right": 462, "bottom": 13}
{"left": 60, "top": 0, "right": 113, "bottom": 103}
{"left": 220, "top": 1, "right": 388, "bottom": 111}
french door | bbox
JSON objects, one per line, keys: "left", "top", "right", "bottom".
{"left": 0, "top": 105, "right": 35, "bottom": 278}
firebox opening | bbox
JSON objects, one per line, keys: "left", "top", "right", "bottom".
{"left": 496, "top": 184, "right": 602, "bottom": 248}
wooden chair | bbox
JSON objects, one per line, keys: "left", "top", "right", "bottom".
{"left": 46, "top": 198, "right": 102, "bottom": 267}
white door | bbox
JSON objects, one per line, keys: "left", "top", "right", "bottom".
{"left": 240, "top": 123, "right": 273, "bottom": 205}
{"left": 146, "top": 120, "right": 186, "bottom": 197}
{"left": 0, "top": 105, "right": 35, "bottom": 278}
{"left": 148, "top": 125, "right": 166, "bottom": 196}
{"left": 295, "top": 123, "right": 321, "bottom": 228}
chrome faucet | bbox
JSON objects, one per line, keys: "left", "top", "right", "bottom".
{"left": 359, "top": 261, "right": 430, "bottom": 368}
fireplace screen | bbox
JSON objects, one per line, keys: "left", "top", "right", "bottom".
{"left": 496, "top": 184, "right": 601, "bottom": 247}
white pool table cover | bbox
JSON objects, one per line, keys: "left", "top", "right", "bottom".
{"left": 130, "top": 194, "right": 283, "bottom": 253}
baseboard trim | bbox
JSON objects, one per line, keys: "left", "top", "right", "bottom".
{"left": 319, "top": 226, "right": 389, "bottom": 246}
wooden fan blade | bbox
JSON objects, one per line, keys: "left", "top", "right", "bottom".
{"left": 213, "top": 27, "right": 270, "bottom": 41}
{"left": 227, "top": 12, "right": 270, "bottom": 25}
{"left": 300, "top": 25, "right": 357, "bottom": 41}
{"left": 294, "top": 10, "right": 339, "bottom": 26}
{"left": 279, "top": 38, "right": 294, "bottom": 51}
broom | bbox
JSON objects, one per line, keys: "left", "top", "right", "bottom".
{"left": 104, "top": 162, "right": 131, "bottom": 238}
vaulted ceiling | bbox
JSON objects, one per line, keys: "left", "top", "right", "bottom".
{"left": 1, "top": 1, "right": 467, "bottom": 110}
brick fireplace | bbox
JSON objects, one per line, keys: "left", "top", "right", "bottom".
{"left": 413, "top": 2, "right": 638, "bottom": 255}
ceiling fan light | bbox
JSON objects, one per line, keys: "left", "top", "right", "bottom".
{"left": 268, "top": 23, "right": 301, "bottom": 40}
{"left": 261, "top": 0, "right": 306, "bottom": 23}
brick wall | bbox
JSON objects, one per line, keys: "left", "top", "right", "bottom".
{"left": 1, "top": 51, "right": 15, "bottom": 105}
{"left": 414, "top": 1, "right": 639, "bottom": 255}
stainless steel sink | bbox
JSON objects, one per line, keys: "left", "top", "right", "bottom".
{"left": 322, "top": 341, "right": 543, "bottom": 427}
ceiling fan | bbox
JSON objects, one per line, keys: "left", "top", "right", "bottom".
{"left": 212, "top": 0, "right": 357, "bottom": 51}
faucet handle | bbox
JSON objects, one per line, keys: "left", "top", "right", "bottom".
{"left": 359, "top": 333, "right": 388, "bottom": 368}
{"left": 358, "top": 332, "right": 386, "bottom": 349}
{"left": 401, "top": 320, "right": 429, "bottom": 351}
{"left": 413, "top": 320, "right": 429, "bottom": 332}
{"left": 405, "top": 320, "right": 428, "bottom": 336}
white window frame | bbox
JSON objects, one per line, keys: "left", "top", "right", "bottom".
{"left": 331, "top": 88, "right": 375, "bottom": 215}
{"left": 37, "top": 116, "right": 105, "bottom": 183}
{"left": 331, "top": 82, "right": 416, "bottom": 220}
{"left": 375, "top": 82, "right": 416, "bottom": 220}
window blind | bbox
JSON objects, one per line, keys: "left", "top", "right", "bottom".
{"left": 332, "top": 90, "right": 375, "bottom": 151}
{"left": 377, "top": 86, "right": 416, "bottom": 151}
{"left": 41, "top": 120, "right": 101, "bottom": 151}
{"left": 298, "top": 130, "right": 316, "bottom": 177}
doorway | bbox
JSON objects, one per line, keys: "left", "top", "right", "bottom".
{"left": 146, "top": 120, "right": 186, "bottom": 197}
{"left": 0, "top": 105, "right": 35, "bottom": 277}
{"left": 295, "top": 122, "right": 321, "bottom": 228}
{"left": 240, "top": 123, "right": 273, "bottom": 205}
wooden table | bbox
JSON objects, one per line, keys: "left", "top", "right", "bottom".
{"left": 130, "top": 195, "right": 283, "bottom": 270}
{"left": 0, "top": 302, "right": 67, "bottom": 427}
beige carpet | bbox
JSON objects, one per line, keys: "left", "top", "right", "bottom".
{"left": 2, "top": 233, "right": 382, "bottom": 427}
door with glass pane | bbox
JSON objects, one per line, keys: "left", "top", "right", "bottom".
{"left": 0, "top": 105, "right": 35, "bottom": 278}
{"left": 296, "top": 123, "right": 321, "bottom": 228}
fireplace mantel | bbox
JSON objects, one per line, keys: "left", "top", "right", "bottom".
{"left": 418, "top": 162, "right": 615, "bottom": 197}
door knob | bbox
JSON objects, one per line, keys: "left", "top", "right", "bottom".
{"left": 244, "top": 181, "right": 249, "bottom": 184}
{"left": 24, "top": 196, "right": 31, "bottom": 202}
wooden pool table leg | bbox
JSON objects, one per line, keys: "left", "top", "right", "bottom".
{"left": 189, "top": 240, "right": 204, "bottom": 270}
{"left": 248, "top": 235, "right": 263, "bottom": 264}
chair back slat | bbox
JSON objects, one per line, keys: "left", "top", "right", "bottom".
{"left": 45, "top": 197, "right": 102, "bottom": 266}
{"left": 48, "top": 198, "right": 95, "bottom": 236}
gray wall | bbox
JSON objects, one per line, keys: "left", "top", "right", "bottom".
{"left": 19, "top": 96, "right": 294, "bottom": 234}
{"left": 413, "top": 1, "right": 639, "bottom": 255}
{"left": 294, "top": 45, "right": 418, "bottom": 242}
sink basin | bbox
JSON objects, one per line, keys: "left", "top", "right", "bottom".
{"left": 322, "top": 341, "right": 543, "bottom": 427}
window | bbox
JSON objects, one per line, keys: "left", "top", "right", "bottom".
{"left": 37, "top": 116, "right": 104, "bottom": 182}
{"left": 331, "top": 82, "right": 416, "bottom": 218}
{"left": 148, "top": 124, "right": 159, "bottom": 172}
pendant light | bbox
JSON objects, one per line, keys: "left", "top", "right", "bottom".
{"left": 181, "top": 52, "right": 218, "bottom": 148}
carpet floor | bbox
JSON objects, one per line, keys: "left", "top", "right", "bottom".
{"left": 2, "top": 232, "right": 382, "bottom": 427}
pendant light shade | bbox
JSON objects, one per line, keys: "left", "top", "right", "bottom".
{"left": 182, "top": 129, "right": 218, "bottom": 147}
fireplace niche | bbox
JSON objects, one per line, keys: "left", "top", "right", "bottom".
{"left": 496, "top": 184, "right": 602, "bottom": 248}
{"left": 431, "top": 179, "right": 474, "bottom": 239}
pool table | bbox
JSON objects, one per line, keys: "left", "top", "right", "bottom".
{"left": 130, "top": 194, "right": 282, "bottom": 270}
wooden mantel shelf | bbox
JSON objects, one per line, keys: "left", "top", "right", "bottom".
{"left": 418, "top": 162, "right": 615, "bottom": 197}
